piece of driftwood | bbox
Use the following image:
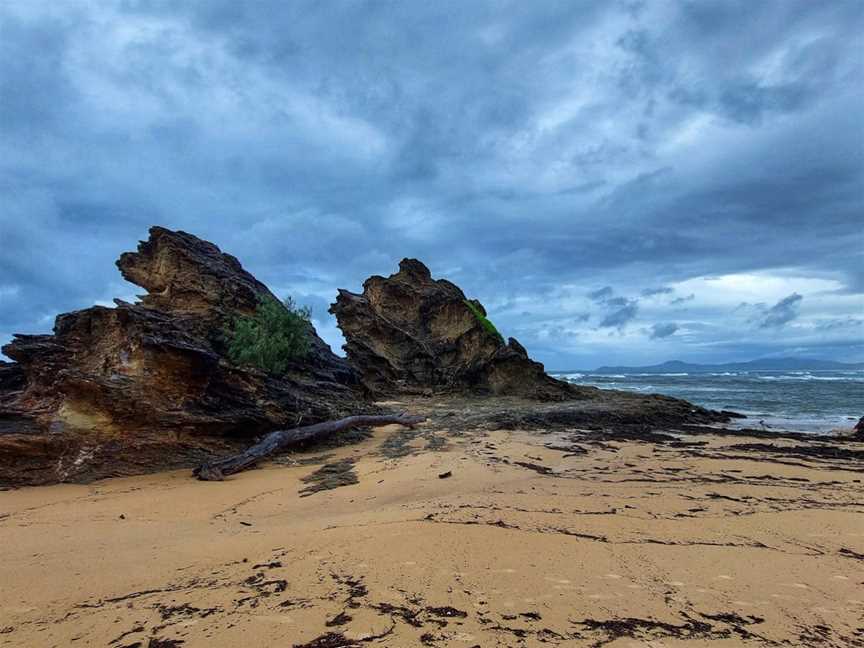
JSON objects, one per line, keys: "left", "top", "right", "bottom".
{"left": 194, "top": 413, "right": 425, "bottom": 481}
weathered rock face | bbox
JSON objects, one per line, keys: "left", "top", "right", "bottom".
{"left": 853, "top": 416, "right": 864, "bottom": 440}
{"left": 330, "top": 259, "right": 578, "bottom": 400}
{"left": 0, "top": 227, "right": 362, "bottom": 486}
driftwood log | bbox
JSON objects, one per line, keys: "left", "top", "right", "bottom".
{"left": 194, "top": 413, "right": 426, "bottom": 481}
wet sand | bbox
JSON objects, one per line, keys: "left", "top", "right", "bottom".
{"left": 1, "top": 413, "right": 863, "bottom": 647}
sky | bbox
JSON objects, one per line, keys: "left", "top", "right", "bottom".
{"left": 1, "top": 1, "right": 862, "bottom": 370}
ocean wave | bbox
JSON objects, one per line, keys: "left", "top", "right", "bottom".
{"left": 709, "top": 372, "right": 738, "bottom": 376}
{"left": 758, "top": 374, "right": 864, "bottom": 382}
{"left": 726, "top": 414, "right": 858, "bottom": 434}
{"left": 630, "top": 372, "right": 689, "bottom": 376}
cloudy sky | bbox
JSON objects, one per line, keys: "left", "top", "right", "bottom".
{"left": 1, "top": 1, "right": 862, "bottom": 370}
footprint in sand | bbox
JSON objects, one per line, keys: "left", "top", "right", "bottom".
{"left": 714, "top": 574, "right": 733, "bottom": 580}
{"left": 668, "top": 581, "right": 685, "bottom": 586}
{"left": 402, "top": 561, "right": 417, "bottom": 566}
{"left": 604, "top": 573, "right": 622, "bottom": 580}
{"left": 831, "top": 575, "right": 849, "bottom": 580}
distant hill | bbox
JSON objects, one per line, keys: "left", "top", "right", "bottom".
{"left": 589, "top": 358, "right": 864, "bottom": 374}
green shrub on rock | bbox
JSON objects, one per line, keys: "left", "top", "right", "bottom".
{"left": 463, "top": 299, "right": 504, "bottom": 345}
{"left": 226, "top": 296, "right": 311, "bottom": 373}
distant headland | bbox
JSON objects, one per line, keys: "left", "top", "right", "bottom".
{"left": 586, "top": 357, "right": 864, "bottom": 374}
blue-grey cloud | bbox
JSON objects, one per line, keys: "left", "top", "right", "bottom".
{"left": 650, "top": 322, "right": 679, "bottom": 339}
{"left": 599, "top": 301, "right": 639, "bottom": 329}
{"left": 815, "top": 317, "right": 864, "bottom": 332}
{"left": 604, "top": 296, "right": 631, "bottom": 308}
{"left": 760, "top": 293, "right": 804, "bottom": 328}
{"left": 671, "top": 294, "right": 695, "bottom": 305}
{"left": 642, "top": 286, "right": 673, "bottom": 297}
{"left": 588, "top": 287, "right": 614, "bottom": 303}
{"left": 0, "top": 0, "right": 862, "bottom": 368}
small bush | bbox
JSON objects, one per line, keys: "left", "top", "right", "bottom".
{"left": 226, "top": 296, "right": 311, "bottom": 373}
{"left": 463, "top": 299, "right": 504, "bottom": 345}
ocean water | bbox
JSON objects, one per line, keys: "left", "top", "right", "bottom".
{"left": 554, "top": 370, "right": 864, "bottom": 434}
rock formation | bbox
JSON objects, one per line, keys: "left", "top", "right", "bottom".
{"left": 1, "top": 231, "right": 736, "bottom": 487}
{"left": 330, "top": 259, "right": 579, "bottom": 399}
{"left": 0, "top": 227, "right": 363, "bottom": 486}
{"left": 853, "top": 416, "right": 864, "bottom": 440}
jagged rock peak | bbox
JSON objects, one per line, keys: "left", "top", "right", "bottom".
{"left": 117, "top": 226, "right": 274, "bottom": 317}
{"left": 330, "top": 258, "right": 576, "bottom": 400}
{"left": 0, "top": 227, "right": 362, "bottom": 486}
{"left": 395, "top": 257, "right": 433, "bottom": 281}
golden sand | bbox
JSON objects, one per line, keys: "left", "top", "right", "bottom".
{"left": 1, "top": 421, "right": 862, "bottom": 647}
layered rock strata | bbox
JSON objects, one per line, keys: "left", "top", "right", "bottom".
{"left": 0, "top": 227, "right": 361, "bottom": 485}
{"left": 330, "top": 259, "right": 580, "bottom": 400}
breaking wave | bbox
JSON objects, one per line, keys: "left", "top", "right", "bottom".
{"left": 554, "top": 369, "right": 863, "bottom": 433}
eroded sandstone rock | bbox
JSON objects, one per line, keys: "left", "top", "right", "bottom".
{"left": 1, "top": 231, "right": 735, "bottom": 487}
{"left": 330, "top": 259, "right": 580, "bottom": 400}
{"left": 853, "top": 416, "right": 864, "bottom": 440}
{"left": 0, "top": 227, "right": 362, "bottom": 486}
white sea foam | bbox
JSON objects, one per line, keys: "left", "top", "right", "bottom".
{"left": 727, "top": 414, "right": 857, "bottom": 435}
{"left": 758, "top": 374, "right": 864, "bottom": 382}
{"left": 628, "top": 372, "right": 689, "bottom": 376}
{"left": 550, "top": 369, "right": 862, "bottom": 433}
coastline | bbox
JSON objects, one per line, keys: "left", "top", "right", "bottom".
{"left": 2, "top": 397, "right": 862, "bottom": 647}
{"left": 554, "top": 370, "right": 864, "bottom": 436}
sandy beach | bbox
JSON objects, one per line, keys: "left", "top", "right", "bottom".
{"left": 2, "top": 1, "right": 863, "bottom": 645}
{"left": 2, "top": 398, "right": 862, "bottom": 648}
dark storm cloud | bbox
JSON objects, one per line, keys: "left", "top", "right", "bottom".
{"left": 671, "top": 294, "right": 695, "bottom": 306}
{"left": 650, "top": 322, "right": 679, "bottom": 339}
{"left": 588, "top": 287, "right": 614, "bottom": 303}
{"left": 599, "top": 301, "right": 639, "bottom": 330}
{"left": 604, "top": 296, "right": 631, "bottom": 309}
{"left": 760, "top": 293, "right": 804, "bottom": 329}
{"left": 642, "top": 287, "right": 673, "bottom": 297}
{"left": 815, "top": 317, "right": 864, "bottom": 332}
{"left": 1, "top": 0, "right": 863, "bottom": 367}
